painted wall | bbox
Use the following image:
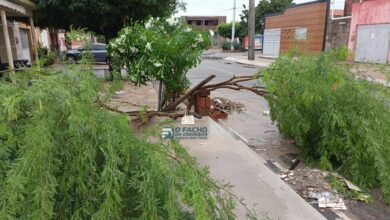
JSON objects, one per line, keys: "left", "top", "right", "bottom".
{"left": 348, "top": 0, "right": 390, "bottom": 51}
{"left": 264, "top": 0, "right": 328, "bottom": 54}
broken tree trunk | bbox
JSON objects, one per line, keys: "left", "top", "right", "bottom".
{"left": 198, "top": 75, "right": 267, "bottom": 97}
{"left": 162, "top": 74, "right": 216, "bottom": 112}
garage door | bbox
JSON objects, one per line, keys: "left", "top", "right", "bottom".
{"left": 263, "top": 29, "right": 281, "bottom": 57}
{"left": 355, "top": 24, "right": 390, "bottom": 64}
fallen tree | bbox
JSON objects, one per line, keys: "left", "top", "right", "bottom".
{"left": 0, "top": 66, "right": 240, "bottom": 219}
{"left": 262, "top": 48, "right": 390, "bottom": 204}
{"left": 102, "top": 74, "right": 267, "bottom": 123}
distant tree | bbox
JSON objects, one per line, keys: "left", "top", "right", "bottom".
{"left": 217, "top": 22, "right": 247, "bottom": 39}
{"left": 32, "top": 0, "right": 183, "bottom": 42}
{"left": 240, "top": 0, "right": 293, "bottom": 34}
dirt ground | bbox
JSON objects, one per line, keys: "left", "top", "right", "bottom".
{"left": 106, "top": 81, "right": 159, "bottom": 112}
{"left": 350, "top": 63, "right": 390, "bottom": 84}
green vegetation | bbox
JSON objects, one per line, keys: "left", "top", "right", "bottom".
{"left": 221, "top": 40, "right": 242, "bottom": 51}
{"left": 33, "top": 0, "right": 182, "bottom": 41}
{"left": 240, "top": 0, "right": 293, "bottom": 34}
{"left": 262, "top": 49, "right": 390, "bottom": 204}
{"left": 65, "top": 25, "right": 94, "bottom": 43}
{"left": 217, "top": 22, "right": 247, "bottom": 40}
{"left": 108, "top": 19, "right": 211, "bottom": 109}
{"left": 38, "top": 46, "right": 56, "bottom": 66}
{"left": 0, "top": 65, "right": 236, "bottom": 219}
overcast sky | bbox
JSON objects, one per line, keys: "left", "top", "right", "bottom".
{"left": 176, "top": 0, "right": 345, "bottom": 22}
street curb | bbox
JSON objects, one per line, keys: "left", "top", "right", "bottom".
{"left": 202, "top": 56, "right": 224, "bottom": 60}
{"left": 224, "top": 57, "right": 271, "bottom": 67}
{"left": 214, "top": 119, "right": 249, "bottom": 146}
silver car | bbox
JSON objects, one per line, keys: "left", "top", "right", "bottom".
{"left": 65, "top": 43, "right": 109, "bottom": 64}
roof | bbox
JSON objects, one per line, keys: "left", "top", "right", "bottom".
{"left": 9, "top": 0, "right": 37, "bottom": 9}
{"left": 182, "top": 16, "right": 226, "bottom": 20}
{"left": 265, "top": 0, "right": 328, "bottom": 18}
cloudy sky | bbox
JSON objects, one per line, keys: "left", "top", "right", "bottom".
{"left": 176, "top": 0, "right": 345, "bottom": 22}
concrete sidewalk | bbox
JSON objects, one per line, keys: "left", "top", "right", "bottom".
{"left": 203, "top": 49, "right": 275, "bottom": 67}
{"left": 225, "top": 56, "right": 274, "bottom": 68}
{"left": 179, "top": 118, "right": 325, "bottom": 220}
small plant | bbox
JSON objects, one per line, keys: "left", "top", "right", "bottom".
{"left": 108, "top": 18, "right": 211, "bottom": 109}
{"left": 221, "top": 41, "right": 231, "bottom": 51}
{"left": 66, "top": 25, "right": 93, "bottom": 42}
{"left": 38, "top": 46, "right": 56, "bottom": 66}
{"left": 232, "top": 40, "right": 241, "bottom": 51}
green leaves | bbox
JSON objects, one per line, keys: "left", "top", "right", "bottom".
{"left": 0, "top": 67, "right": 235, "bottom": 219}
{"left": 263, "top": 50, "right": 390, "bottom": 204}
{"left": 108, "top": 19, "right": 211, "bottom": 108}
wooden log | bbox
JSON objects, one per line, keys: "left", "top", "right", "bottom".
{"left": 162, "top": 74, "right": 216, "bottom": 112}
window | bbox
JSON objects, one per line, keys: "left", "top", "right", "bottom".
{"left": 92, "top": 44, "right": 106, "bottom": 50}
{"left": 204, "top": 20, "right": 218, "bottom": 26}
{"left": 187, "top": 20, "right": 192, "bottom": 25}
{"left": 295, "top": 27, "right": 307, "bottom": 40}
{"left": 196, "top": 21, "right": 202, "bottom": 26}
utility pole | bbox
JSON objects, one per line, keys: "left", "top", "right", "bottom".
{"left": 248, "top": 0, "right": 255, "bottom": 60}
{"left": 231, "top": 0, "right": 236, "bottom": 51}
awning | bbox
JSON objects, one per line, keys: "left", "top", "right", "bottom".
{"left": 0, "top": 0, "right": 36, "bottom": 16}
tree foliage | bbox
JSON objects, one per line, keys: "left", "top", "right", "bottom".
{"left": 32, "top": 0, "right": 182, "bottom": 41}
{"left": 240, "top": 0, "right": 293, "bottom": 34}
{"left": 0, "top": 66, "right": 236, "bottom": 219}
{"left": 217, "top": 22, "right": 247, "bottom": 39}
{"left": 108, "top": 19, "right": 211, "bottom": 108}
{"left": 262, "top": 48, "right": 390, "bottom": 204}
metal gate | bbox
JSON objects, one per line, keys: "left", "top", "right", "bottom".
{"left": 355, "top": 24, "right": 390, "bottom": 64}
{"left": 263, "top": 29, "right": 281, "bottom": 57}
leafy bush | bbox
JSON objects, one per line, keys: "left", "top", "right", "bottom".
{"left": 232, "top": 40, "right": 241, "bottom": 51}
{"left": 108, "top": 19, "right": 211, "bottom": 108}
{"left": 217, "top": 22, "right": 247, "bottom": 39}
{"left": 221, "top": 41, "right": 231, "bottom": 51}
{"left": 38, "top": 47, "right": 56, "bottom": 66}
{"left": 0, "top": 66, "right": 236, "bottom": 219}
{"left": 66, "top": 25, "right": 93, "bottom": 42}
{"left": 262, "top": 49, "right": 390, "bottom": 203}
{"left": 221, "top": 40, "right": 241, "bottom": 51}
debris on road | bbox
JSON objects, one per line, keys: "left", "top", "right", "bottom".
{"left": 210, "top": 109, "right": 228, "bottom": 120}
{"left": 289, "top": 159, "right": 301, "bottom": 171}
{"left": 212, "top": 97, "right": 245, "bottom": 114}
{"left": 318, "top": 196, "right": 347, "bottom": 210}
{"left": 344, "top": 179, "right": 362, "bottom": 192}
{"left": 263, "top": 110, "right": 270, "bottom": 116}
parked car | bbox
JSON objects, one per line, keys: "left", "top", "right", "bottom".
{"left": 65, "top": 43, "right": 109, "bottom": 64}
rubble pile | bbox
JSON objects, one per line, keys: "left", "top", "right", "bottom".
{"left": 212, "top": 97, "right": 245, "bottom": 113}
{"left": 280, "top": 168, "right": 347, "bottom": 210}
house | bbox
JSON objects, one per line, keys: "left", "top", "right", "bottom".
{"left": 0, "top": 0, "right": 39, "bottom": 69}
{"left": 181, "top": 16, "right": 226, "bottom": 47}
{"left": 348, "top": 0, "right": 390, "bottom": 64}
{"left": 262, "top": 0, "right": 329, "bottom": 57}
